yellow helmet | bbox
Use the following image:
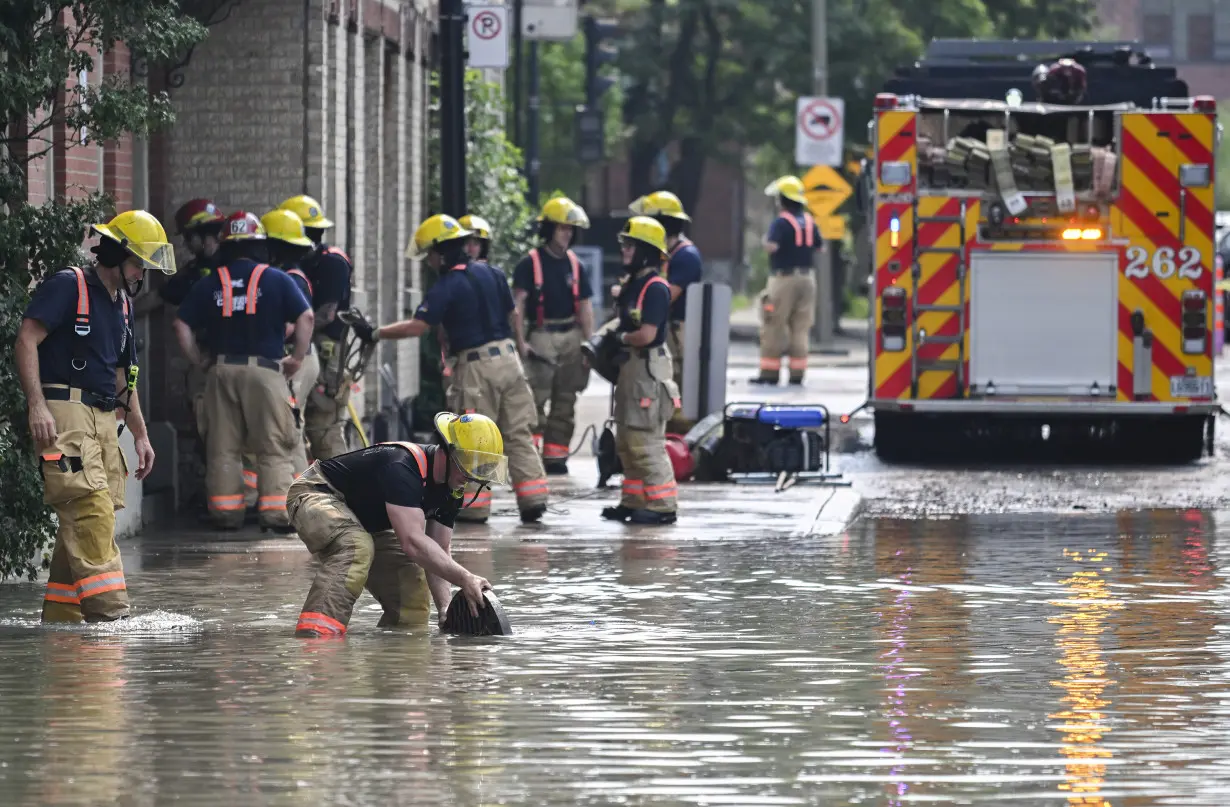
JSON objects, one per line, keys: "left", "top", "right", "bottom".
{"left": 458, "top": 214, "right": 492, "bottom": 240}
{"left": 260, "top": 209, "right": 313, "bottom": 247}
{"left": 406, "top": 214, "right": 472, "bottom": 260}
{"left": 764, "top": 175, "right": 808, "bottom": 205}
{"left": 618, "top": 215, "right": 668, "bottom": 255}
{"left": 278, "top": 194, "right": 333, "bottom": 229}
{"left": 538, "top": 196, "right": 590, "bottom": 228}
{"left": 434, "top": 411, "right": 510, "bottom": 486}
{"left": 629, "top": 190, "right": 691, "bottom": 221}
{"left": 90, "top": 210, "right": 177, "bottom": 275}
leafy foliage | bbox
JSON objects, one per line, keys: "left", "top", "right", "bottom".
{"left": 0, "top": 1, "right": 204, "bottom": 579}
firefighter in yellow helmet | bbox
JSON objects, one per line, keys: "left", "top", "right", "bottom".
{"left": 597, "top": 216, "right": 680, "bottom": 525}
{"left": 512, "top": 196, "right": 595, "bottom": 474}
{"left": 288, "top": 411, "right": 504, "bottom": 636}
{"left": 756, "top": 175, "right": 822, "bottom": 385}
{"left": 15, "top": 209, "right": 173, "bottom": 622}
{"left": 173, "top": 212, "right": 315, "bottom": 531}
{"left": 278, "top": 194, "right": 354, "bottom": 459}
{"left": 362, "top": 214, "right": 550, "bottom": 524}
{"left": 628, "top": 190, "right": 702, "bottom": 432}
{"left": 262, "top": 208, "right": 322, "bottom": 474}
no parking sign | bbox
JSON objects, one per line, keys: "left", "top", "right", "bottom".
{"left": 466, "top": 4, "right": 509, "bottom": 69}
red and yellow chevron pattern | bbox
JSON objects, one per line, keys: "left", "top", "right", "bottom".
{"left": 871, "top": 108, "right": 1216, "bottom": 405}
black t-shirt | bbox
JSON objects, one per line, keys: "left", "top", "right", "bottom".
{"left": 318, "top": 443, "right": 461, "bottom": 533}
{"left": 160, "top": 250, "right": 221, "bottom": 306}
{"left": 303, "top": 244, "right": 353, "bottom": 340}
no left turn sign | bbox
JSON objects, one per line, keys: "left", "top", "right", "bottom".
{"left": 795, "top": 96, "right": 845, "bottom": 167}
{"left": 465, "top": 3, "right": 509, "bottom": 69}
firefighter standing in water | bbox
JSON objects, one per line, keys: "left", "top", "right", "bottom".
{"left": 512, "top": 197, "right": 595, "bottom": 475}
{"left": 278, "top": 195, "right": 353, "bottom": 460}
{"left": 173, "top": 212, "right": 314, "bottom": 531}
{"left": 628, "top": 191, "right": 702, "bottom": 432}
{"left": 754, "top": 175, "right": 823, "bottom": 385}
{"left": 262, "top": 208, "right": 322, "bottom": 474}
{"left": 600, "top": 216, "right": 680, "bottom": 526}
{"left": 362, "top": 214, "right": 549, "bottom": 524}
{"left": 15, "top": 210, "right": 172, "bottom": 622}
{"left": 288, "top": 412, "right": 505, "bottom": 637}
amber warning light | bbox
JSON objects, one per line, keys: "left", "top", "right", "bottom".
{"left": 1062, "top": 228, "right": 1103, "bottom": 240}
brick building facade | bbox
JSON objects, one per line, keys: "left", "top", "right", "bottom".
{"left": 1096, "top": 0, "right": 1230, "bottom": 97}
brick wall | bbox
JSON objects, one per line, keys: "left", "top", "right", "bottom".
{"left": 1095, "top": 0, "right": 1230, "bottom": 99}
{"left": 141, "top": 0, "right": 432, "bottom": 510}
{"left": 103, "top": 43, "right": 134, "bottom": 211}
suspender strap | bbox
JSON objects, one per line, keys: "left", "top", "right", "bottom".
{"left": 216, "top": 263, "right": 270, "bottom": 352}
{"left": 779, "top": 213, "right": 815, "bottom": 248}
{"left": 246, "top": 263, "right": 269, "bottom": 314}
{"left": 69, "top": 267, "right": 90, "bottom": 335}
{"left": 383, "top": 441, "right": 428, "bottom": 478}
{"left": 635, "top": 275, "right": 669, "bottom": 312}
{"left": 217, "top": 266, "right": 235, "bottom": 318}
{"left": 288, "top": 268, "right": 314, "bottom": 298}
{"left": 529, "top": 248, "right": 583, "bottom": 327}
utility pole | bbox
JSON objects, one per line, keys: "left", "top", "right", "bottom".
{"left": 525, "top": 40, "right": 541, "bottom": 205}
{"left": 512, "top": 0, "right": 523, "bottom": 147}
{"left": 439, "top": 0, "right": 467, "bottom": 217}
{"left": 810, "top": 0, "right": 836, "bottom": 348}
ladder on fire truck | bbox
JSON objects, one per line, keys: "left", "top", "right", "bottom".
{"left": 909, "top": 198, "right": 967, "bottom": 398}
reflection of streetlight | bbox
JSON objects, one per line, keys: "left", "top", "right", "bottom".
{"left": 1047, "top": 548, "right": 1123, "bottom": 807}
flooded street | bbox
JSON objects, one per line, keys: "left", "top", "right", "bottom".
{"left": 2, "top": 502, "right": 1229, "bottom": 805}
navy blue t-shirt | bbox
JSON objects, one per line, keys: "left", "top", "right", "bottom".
{"left": 160, "top": 250, "right": 221, "bottom": 306}
{"left": 768, "top": 212, "right": 823, "bottom": 271}
{"left": 617, "top": 269, "right": 671, "bottom": 348}
{"left": 414, "top": 261, "right": 514, "bottom": 352}
{"left": 303, "top": 245, "right": 352, "bottom": 341}
{"left": 177, "top": 259, "right": 311, "bottom": 361}
{"left": 665, "top": 239, "right": 703, "bottom": 322}
{"left": 512, "top": 248, "right": 594, "bottom": 323}
{"left": 24, "top": 268, "right": 132, "bottom": 398}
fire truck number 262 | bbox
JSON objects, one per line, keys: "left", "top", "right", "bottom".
{"left": 1123, "top": 245, "right": 1204, "bottom": 280}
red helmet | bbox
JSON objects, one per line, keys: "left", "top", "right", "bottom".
{"left": 665, "top": 434, "right": 695, "bottom": 482}
{"left": 1034, "top": 58, "right": 1087, "bottom": 105}
{"left": 175, "top": 198, "right": 224, "bottom": 234}
{"left": 220, "top": 211, "right": 266, "bottom": 241}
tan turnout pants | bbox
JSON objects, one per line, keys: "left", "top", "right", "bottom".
{"left": 446, "top": 338, "right": 548, "bottom": 520}
{"left": 665, "top": 321, "right": 691, "bottom": 433}
{"left": 242, "top": 347, "right": 321, "bottom": 504}
{"left": 525, "top": 319, "right": 589, "bottom": 464}
{"left": 304, "top": 335, "right": 352, "bottom": 460}
{"left": 37, "top": 388, "right": 131, "bottom": 623}
{"left": 200, "top": 358, "right": 299, "bottom": 529}
{"left": 614, "top": 345, "right": 680, "bottom": 513}
{"left": 758, "top": 269, "right": 816, "bottom": 381}
{"left": 290, "top": 464, "right": 430, "bottom": 635}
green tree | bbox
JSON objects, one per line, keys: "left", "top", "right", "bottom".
{"left": 0, "top": 1, "right": 205, "bottom": 579}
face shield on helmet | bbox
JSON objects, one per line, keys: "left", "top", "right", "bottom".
{"left": 90, "top": 210, "right": 177, "bottom": 293}
{"left": 433, "top": 412, "right": 510, "bottom": 490}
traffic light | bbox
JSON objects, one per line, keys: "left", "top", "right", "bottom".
{"left": 583, "top": 16, "right": 619, "bottom": 108}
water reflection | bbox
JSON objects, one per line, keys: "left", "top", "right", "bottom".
{"left": 0, "top": 509, "right": 1226, "bottom": 804}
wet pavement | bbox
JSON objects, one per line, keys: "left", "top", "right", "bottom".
{"left": 5, "top": 336, "right": 1230, "bottom": 805}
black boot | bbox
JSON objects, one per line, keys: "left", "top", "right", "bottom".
{"left": 520, "top": 504, "right": 547, "bottom": 524}
{"left": 749, "top": 373, "right": 779, "bottom": 386}
{"left": 601, "top": 505, "right": 634, "bottom": 522}
{"left": 788, "top": 374, "right": 804, "bottom": 386}
{"left": 544, "top": 459, "right": 569, "bottom": 476}
{"left": 628, "top": 509, "right": 677, "bottom": 525}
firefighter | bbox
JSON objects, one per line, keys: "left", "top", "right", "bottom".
{"left": 363, "top": 214, "right": 550, "bottom": 524}
{"left": 600, "top": 216, "right": 680, "bottom": 526}
{"left": 459, "top": 214, "right": 493, "bottom": 263}
{"left": 15, "top": 210, "right": 173, "bottom": 623}
{"left": 629, "top": 190, "right": 702, "bottom": 432}
{"left": 160, "top": 198, "right": 225, "bottom": 307}
{"left": 288, "top": 412, "right": 504, "bottom": 636}
{"left": 278, "top": 194, "right": 353, "bottom": 460}
{"left": 262, "top": 208, "right": 323, "bottom": 474}
{"left": 512, "top": 197, "right": 595, "bottom": 474}
{"left": 754, "top": 175, "right": 822, "bottom": 386}
{"left": 173, "top": 212, "right": 314, "bottom": 531}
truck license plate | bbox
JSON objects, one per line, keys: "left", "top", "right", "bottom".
{"left": 1170, "top": 375, "right": 1213, "bottom": 398}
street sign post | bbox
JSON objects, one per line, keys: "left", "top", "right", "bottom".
{"left": 795, "top": 96, "right": 844, "bottom": 167}
{"left": 802, "top": 164, "right": 852, "bottom": 241}
{"left": 465, "top": 4, "right": 509, "bottom": 68}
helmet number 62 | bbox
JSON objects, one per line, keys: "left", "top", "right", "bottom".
{"left": 1124, "top": 245, "right": 1203, "bottom": 280}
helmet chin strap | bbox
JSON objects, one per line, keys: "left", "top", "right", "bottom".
{"left": 125, "top": 274, "right": 145, "bottom": 298}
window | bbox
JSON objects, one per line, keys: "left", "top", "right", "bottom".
{"left": 1143, "top": 13, "right": 1174, "bottom": 59}
{"left": 1189, "top": 13, "right": 1214, "bottom": 60}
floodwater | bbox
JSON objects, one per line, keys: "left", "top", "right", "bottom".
{"left": 1, "top": 509, "right": 1229, "bottom": 806}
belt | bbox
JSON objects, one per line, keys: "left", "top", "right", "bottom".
{"left": 42, "top": 386, "right": 118, "bottom": 412}
{"left": 535, "top": 322, "right": 577, "bottom": 334}
{"left": 219, "top": 354, "right": 281, "bottom": 372}
{"left": 772, "top": 267, "right": 812, "bottom": 275}
{"left": 459, "top": 342, "right": 515, "bottom": 362}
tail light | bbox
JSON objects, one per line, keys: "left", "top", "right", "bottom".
{"left": 881, "top": 287, "right": 907, "bottom": 352}
{"left": 874, "top": 93, "right": 899, "bottom": 109}
{"left": 1182, "top": 290, "right": 1207, "bottom": 354}
{"left": 1194, "top": 96, "right": 1216, "bottom": 113}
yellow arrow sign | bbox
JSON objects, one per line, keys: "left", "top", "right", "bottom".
{"left": 802, "top": 164, "right": 853, "bottom": 219}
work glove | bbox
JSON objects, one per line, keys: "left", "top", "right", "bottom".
{"left": 351, "top": 317, "right": 379, "bottom": 344}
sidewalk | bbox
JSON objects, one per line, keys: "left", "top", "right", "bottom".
{"left": 729, "top": 305, "right": 871, "bottom": 367}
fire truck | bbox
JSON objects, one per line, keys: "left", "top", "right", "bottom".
{"left": 864, "top": 40, "right": 1220, "bottom": 463}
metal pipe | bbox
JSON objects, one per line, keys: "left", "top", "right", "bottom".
{"left": 525, "top": 40, "right": 540, "bottom": 205}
